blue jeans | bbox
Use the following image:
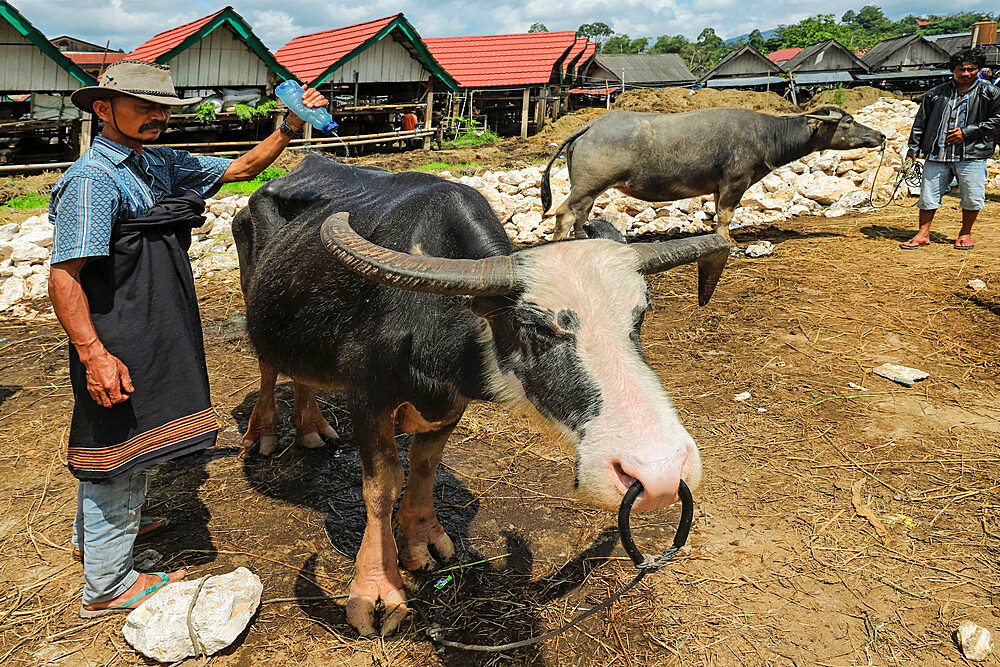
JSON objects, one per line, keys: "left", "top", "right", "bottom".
{"left": 918, "top": 159, "right": 987, "bottom": 211}
{"left": 72, "top": 472, "right": 146, "bottom": 604}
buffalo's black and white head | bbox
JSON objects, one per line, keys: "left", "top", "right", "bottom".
{"left": 319, "top": 211, "right": 729, "bottom": 511}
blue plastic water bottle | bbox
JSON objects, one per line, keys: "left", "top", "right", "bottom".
{"left": 275, "top": 80, "right": 338, "bottom": 134}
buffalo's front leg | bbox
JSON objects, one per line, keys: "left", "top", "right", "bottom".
{"left": 396, "top": 422, "right": 459, "bottom": 572}
{"left": 242, "top": 360, "right": 279, "bottom": 455}
{"left": 347, "top": 413, "right": 407, "bottom": 637}
{"left": 292, "top": 383, "right": 338, "bottom": 449}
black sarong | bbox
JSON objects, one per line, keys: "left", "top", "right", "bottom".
{"left": 67, "top": 192, "right": 218, "bottom": 481}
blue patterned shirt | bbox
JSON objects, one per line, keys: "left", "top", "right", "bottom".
{"left": 928, "top": 81, "right": 975, "bottom": 163}
{"left": 50, "top": 137, "right": 231, "bottom": 264}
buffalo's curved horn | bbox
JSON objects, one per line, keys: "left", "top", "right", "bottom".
{"left": 320, "top": 212, "right": 519, "bottom": 296}
{"left": 631, "top": 233, "right": 730, "bottom": 306}
{"left": 804, "top": 108, "right": 844, "bottom": 123}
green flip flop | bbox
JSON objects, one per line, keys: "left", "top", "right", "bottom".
{"left": 79, "top": 572, "right": 174, "bottom": 618}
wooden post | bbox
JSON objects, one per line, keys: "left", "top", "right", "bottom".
{"left": 78, "top": 113, "right": 94, "bottom": 156}
{"left": 551, "top": 86, "right": 561, "bottom": 120}
{"left": 520, "top": 88, "right": 530, "bottom": 139}
{"left": 423, "top": 78, "right": 434, "bottom": 150}
{"left": 353, "top": 71, "right": 360, "bottom": 106}
{"left": 535, "top": 87, "right": 548, "bottom": 129}
{"left": 303, "top": 123, "right": 313, "bottom": 148}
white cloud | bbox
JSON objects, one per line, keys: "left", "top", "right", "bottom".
{"left": 21, "top": 0, "right": 999, "bottom": 51}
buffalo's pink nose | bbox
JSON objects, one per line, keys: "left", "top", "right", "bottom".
{"left": 614, "top": 460, "right": 684, "bottom": 512}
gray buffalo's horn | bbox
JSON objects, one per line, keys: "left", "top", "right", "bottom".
{"left": 320, "top": 212, "right": 519, "bottom": 296}
{"left": 631, "top": 234, "right": 730, "bottom": 306}
{"left": 804, "top": 108, "right": 844, "bottom": 123}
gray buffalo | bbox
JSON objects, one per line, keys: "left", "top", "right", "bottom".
{"left": 541, "top": 107, "right": 885, "bottom": 242}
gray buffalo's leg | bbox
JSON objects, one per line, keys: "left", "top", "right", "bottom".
{"left": 570, "top": 193, "right": 598, "bottom": 239}
{"left": 241, "top": 360, "right": 279, "bottom": 456}
{"left": 346, "top": 413, "right": 408, "bottom": 637}
{"left": 291, "top": 383, "right": 338, "bottom": 449}
{"left": 396, "top": 422, "right": 459, "bottom": 572}
{"left": 714, "top": 184, "right": 747, "bottom": 247}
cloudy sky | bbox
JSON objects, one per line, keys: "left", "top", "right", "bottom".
{"left": 25, "top": 0, "right": 997, "bottom": 52}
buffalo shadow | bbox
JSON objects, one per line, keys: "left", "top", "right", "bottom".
{"left": 233, "top": 383, "right": 621, "bottom": 663}
{"left": 957, "top": 292, "right": 1000, "bottom": 317}
{"left": 0, "top": 385, "right": 21, "bottom": 410}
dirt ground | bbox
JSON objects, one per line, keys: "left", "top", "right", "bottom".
{"left": 1, "top": 176, "right": 998, "bottom": 666}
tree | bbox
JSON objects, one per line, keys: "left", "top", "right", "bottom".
{"left": 841, "top": 10, "right": 857, "bottom": 25}
{"left": 775, "top": 14, "right": 847, "bottom": 48}
{"left": 578, "top": 22, "right": 614, "bottom": 49}
{"left": 528, "top": 23, "right": 548, "bottom": 32}
{"left": 601, "top": 34, "right": 647, "bottom": 53}
{"left": 855, "top": 5, "right": 891, "bottom": 31}
{"left": 697, "top": 27, "right": 723, "bottom": 49}
{"left": 650, "top": 34, "right": 688, "bottom": 54}
{"left": 747, "top": 29, "right": 765, "bottom": 52}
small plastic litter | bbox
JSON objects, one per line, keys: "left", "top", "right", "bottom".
{"left": 134, "top": 549, "right": 162, "bottom": 571}
{"left": 882, "top": 513, "right": 916, "bottom": 533}
{"left": 23, "top": 449, "right": 36, "bottom": 457}
{"left": 968, "top": 279, "right": 987, "bottom": 292}
{"left": 757, "top": 408, "right": 768, "bottom": 413}
{"left": 872, "top": 363, "right": 929, "bottom": 387}
{"left": 744, "top": 240, "right": 774, "bottom": 258}
{"left": 847, "top": 382, "right": 868, "bottom": 391}
{"left": 956, "top": 620, "right": 993, "bottom": 661}
{"left": 734, "top": 392, "right": 751, "bottom": 402}
{"left": 434, "top": 575, "right": 453, "bottom": 590}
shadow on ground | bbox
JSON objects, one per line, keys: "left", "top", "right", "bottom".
{"left": 231, "top": 382, "right": 618, "bottom": 663}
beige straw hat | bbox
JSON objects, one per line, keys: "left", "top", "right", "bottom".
{"left": 71, "top": 60, "right": 201, "bottom": 114}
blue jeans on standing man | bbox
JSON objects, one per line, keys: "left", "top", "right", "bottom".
{"left": 917, "top": 158, "right": 987, "bottom": 211}
{"left": 72, "top": 472, "right": 146, "bottom": 604}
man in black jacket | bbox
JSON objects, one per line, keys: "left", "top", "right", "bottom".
{"left": 901, "top": 48, "right": 1000, "bottom": 250}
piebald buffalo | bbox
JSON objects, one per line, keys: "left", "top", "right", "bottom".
{"left": 541, "top": 107, "right": 885, "bottom": 242}
{"left": 233, "top": 155, "right": 728, "bottom": 636}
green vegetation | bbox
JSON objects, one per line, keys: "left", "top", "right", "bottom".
{"left": 441, "top": 117, "right": 500, "bottom": 149}
{"left": 195, "top": 102, "right": 217, "bottom": 123}
{"left": 234, "top": 98, "right": 277, "bottom": 122}
{"left": 576, "top": 7, "right": 993, "bottom": 73}
{"left": 831, "top": 85, "right": 849, "bottom": 106}
{"left": 408, "top": 162, "right": 482, "bottom": 172}
{"left": 0, "top": 193, "right": 48, "bottom": 209}
{"left": 217, "top": 166, "right": 285, "bottom": 196}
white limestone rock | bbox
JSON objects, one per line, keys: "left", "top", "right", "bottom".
{"left": 0, "top": 223, "right": 18, "bottom": 243}
{"left": 123, "top": 568, "right": 263, "bottom": 663}
{"left": 0, "top": 276, "right": 26, "bottom": 309}
{"left": 956, "top": 621, "right": 993, "bottom": 661}
{"left": 800, "top": 175, "right": 856, "bottom": 205}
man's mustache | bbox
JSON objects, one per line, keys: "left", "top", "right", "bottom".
{"left": 138, "top": 120, "right": 167, "bottom": 133}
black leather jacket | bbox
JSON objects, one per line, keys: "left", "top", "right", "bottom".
{"left": 907, "top": 79, "right": 1000, "bottom": 160}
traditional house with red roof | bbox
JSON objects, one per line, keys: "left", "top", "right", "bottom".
{"left": 424, "top": 31, "right": 580, "bottom": 137}
{"left": 276, "top": 14, "right": 456, "bottom": 150}
{"left": 128, "top": 6, "right": 294, "bottom": 96}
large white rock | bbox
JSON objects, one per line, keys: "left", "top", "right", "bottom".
{"left": 123, "top": 568, "right": 263, "bottom": 663}
{"left": 17, "top": 228, "right": 53, "bottom": 249}
{"left": 0, "top": 223, "right": 17, "bottom": 243}
{"left": 800, "top": 175, "right": 856, "bottom": 205}
{"left": 0, "top": 276, "right": 26, "bottom": 309}
{"left": 956, "top": 621, "right": 993, "bottom": 661}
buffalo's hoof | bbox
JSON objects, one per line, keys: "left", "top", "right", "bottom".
{"left": 346, "top": 575, "right": 409, "bottom": 637}
{"left": 397, "top": 528, "right": 455, "bottom": 572}
{"left": 298, "top": 425, "right": 338, "bottom": 449}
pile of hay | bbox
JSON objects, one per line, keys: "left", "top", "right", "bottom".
{"left": 805, "top": 86, "right": 904, "bottom": 113}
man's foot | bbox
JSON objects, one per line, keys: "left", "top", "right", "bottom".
{"left": 79, "top": 569, "right": 186, "bottom": 618}
{"left": 899, "top": 238, "right": 930, "bottom": 250}
{"left": 73, "top": 516, "right": 169, "bottom": 562}
{"left": 955, "top": 237, "right": 975, "bottom": 250}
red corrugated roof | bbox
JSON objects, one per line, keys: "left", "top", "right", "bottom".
{"left": 425, "top": 31, "right": 578, "bottom": 87}
{"left": 128, "top": 8, "right": 225, "bottom": 62}
{"left": 65, "top": 52, "right": 128, "bottom": 65}
{"left": 275, "top": 15, "right": 397, "bottom": 84}
{"left": 767, "top": 47, "right": 802, "bottom": 63}
{"left": 563, "top": 37, "right": 588, "bottom": 75}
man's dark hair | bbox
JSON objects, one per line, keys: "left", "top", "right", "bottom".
{"left": 948, "top": 47, "right": 986, "bottom": 70}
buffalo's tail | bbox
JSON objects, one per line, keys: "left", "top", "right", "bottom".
{"left": 541, "top": 124, "right": 592, "bottom": 214}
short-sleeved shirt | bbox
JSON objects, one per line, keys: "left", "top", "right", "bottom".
{"left": 50, "top": 137, "right": 230, "bottom": 264}
{"left": 401, "top": 113, "right": 418, "bottom": 131}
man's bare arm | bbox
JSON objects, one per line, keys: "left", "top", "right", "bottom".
{"left": 49, "top": 259, "right": 134, "bottom": 407}
{"left": 218, "top": 87, "right": 328, "bottom": 184}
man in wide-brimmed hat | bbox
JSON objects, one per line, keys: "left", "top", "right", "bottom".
{"left": 48, "top": 59, "right": 329, "bottom": 617}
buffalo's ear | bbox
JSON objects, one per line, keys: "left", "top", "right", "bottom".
{"left": 465, "top": 294, "right": 509, "bottom": 319}
{"left": 584, "top": 218, "right": 626, "bottom": 243}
